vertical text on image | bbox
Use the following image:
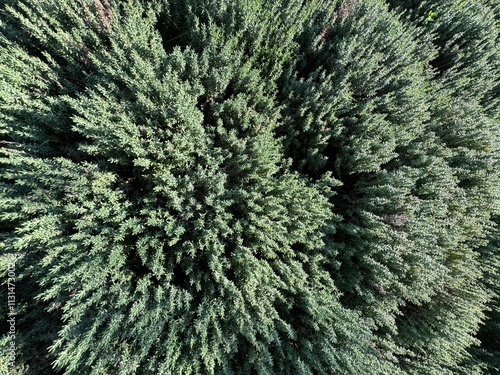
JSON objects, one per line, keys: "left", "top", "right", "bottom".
{"left": 6, "top": 257, "right": 16, "bottom": 369}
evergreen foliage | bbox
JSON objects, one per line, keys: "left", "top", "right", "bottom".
{"left": 0, "top": 0, "right": 498, "bottom": 374}
{"left": 279, "top": 0, "right": 500, "bottom": 372}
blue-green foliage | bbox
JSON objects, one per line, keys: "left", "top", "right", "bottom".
{"left": 280, "top": 0, "right": 500, "bottom": 373}
{"left": 0, "top": 0, "right": 499, "bottom": 374}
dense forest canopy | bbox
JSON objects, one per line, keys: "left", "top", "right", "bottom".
{"left": 0, "top": 0, "right": 499, "bottom": 374}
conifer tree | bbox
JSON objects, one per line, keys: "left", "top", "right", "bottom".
{"left": 1, "top": 0, "right": 499, "bottom": 374}
{"left": 387, "top": 1, "right": 500, "bottom": 372}
{"left": 1, "top": 0, "right": 394, "bottom": 374}
{"left": 279, "top": 0, "right": 500, "bottom": 373}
